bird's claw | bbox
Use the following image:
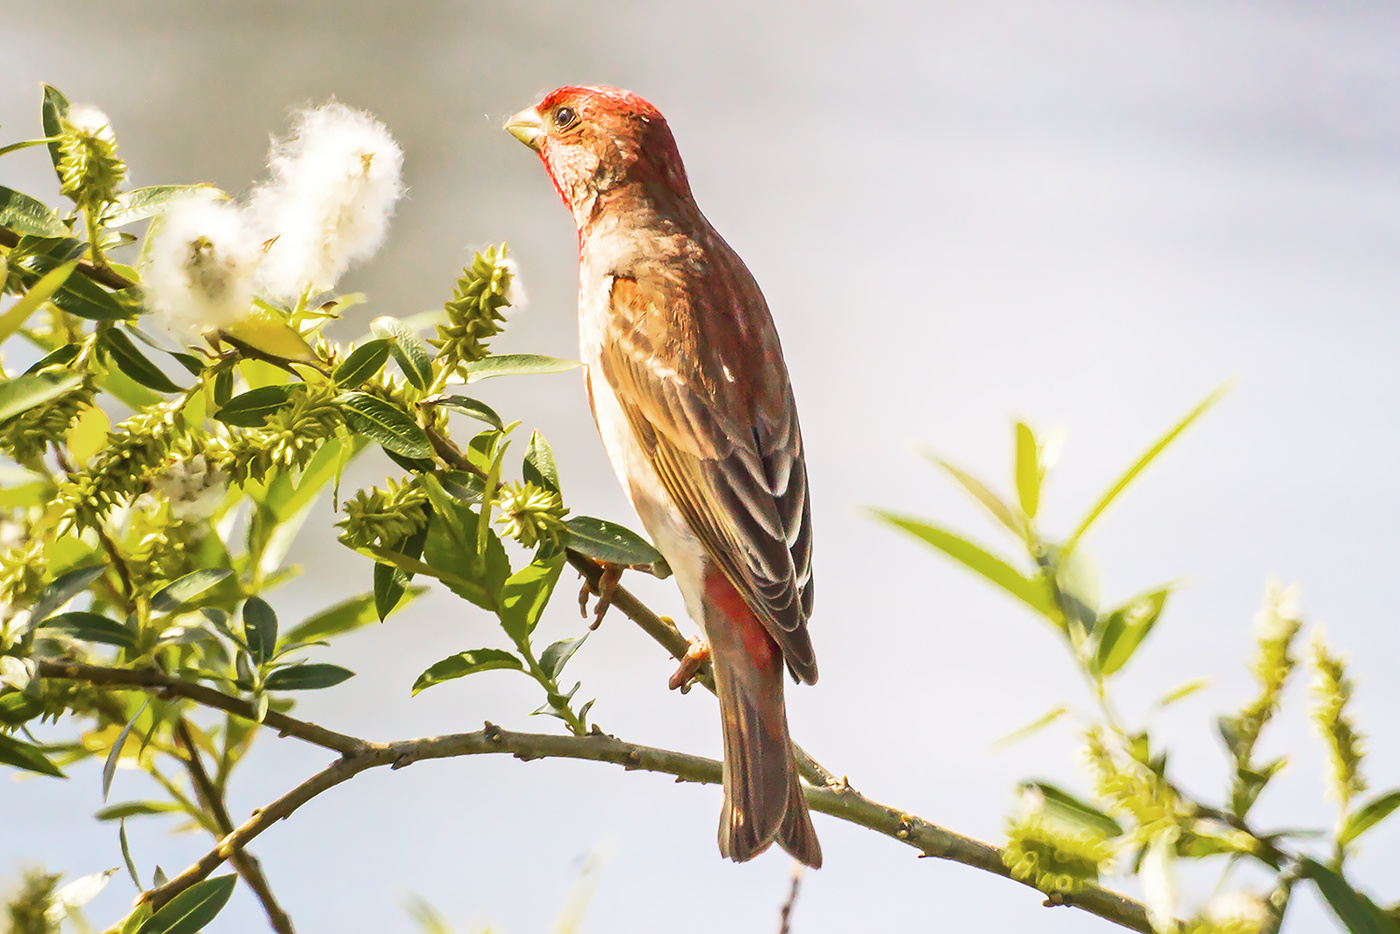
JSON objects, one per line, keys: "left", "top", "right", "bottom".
{"left": 668, "top": 637, "right": 710, "bottom": 693}
{"left": 578, "top": 562, "right": 624, "bottom": 629}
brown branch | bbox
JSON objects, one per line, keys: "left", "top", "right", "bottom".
{"left": 174, "top": 720, "right": 295, "bottom": 934}
{"left": 778, "top": 864, "right": 803, "bottom": 934}
{"left": 0, "top": 225, "right": 136, "bottom": 291}
{"left": 36, "top": 661, "right": 364, "bottom": 755}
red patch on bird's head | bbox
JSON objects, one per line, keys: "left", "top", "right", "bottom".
{"left": 526, "top": 86, "right": 692, "bottom": 215}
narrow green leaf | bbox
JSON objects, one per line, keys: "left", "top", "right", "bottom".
{"left": 927, "top": 455, "right": 1027, "bottom": 541}
{"left": 1095, "top": 588, "right": 1171, "bottom": 676}
{"left": 151, "top": 568, "right": 234, "bottom": 614}
{"left": 52, "top": 272, "right": 132, "bottom": 321}
{"left": 30, "top": 565, "right": 105, "bottom": 623}
{"left": 498, "top": 552, "right": 565, "bottom": 641}
{"left": 98, "top": 800, "right": 183, "bottom": 821}
{"left": 371, "top": 316, "right": 434, "bottom": 391}
{"left": 286, "top": 587, "right": 425, "bottom": 643}
{"left": 103, "top": 328, "right": 183, "bottom": 393}
{"left": 0, "top": 185, "right": 67, "bottom": 237}
{"left": 437, "top": 395, "right": 503, "bottom": 429}
{"left": 1014, "top": 422, "right": 1041, "bottom": 519}
{"left": 0, "top": 260, "right": 76, "bottom": 343}
{"left": 461, "top": 353, "right": 581, "bottom": 383}
{"left": 40, "top": 84, "right": 71, "bottom": 182}
{"left": 993, "top": 705, "right": 1069, "bottom": 749}
{"left": 563, "top": 516, "right": 664, "bottom": 568}
{"left": 333, "top": 338, "right": 392, "bottom": 388}
{"left": 1340, "top": 789, "right": 1400, "bottom": 848}
{"left": 265, "top": 663, "right": 354, "bottom": 691}
{"left": 541, "top": 635, "right": 587, "bottom": 680}
{"left": 374, "top": 562, "right": 406, "bottom": 622}
{"left": 411, "top": 649, "right": 524, "bottom": 696}
{"left": 0, "top": 732, "right": 66, "bottom": 777}
{"left": 0, "top": 372, "right": 83, "bottom": 422}
{"left": 1157, "top": 677, "right": 1211, "bottom": 709}
{"left": 523, "top": 430, "right": 561, "bottom": 494}
{"left": 339, "top": 391, "right": 433, "bottom": 459}
{"left": 1064, "top": 382, "right": 1233, "bottom": 554}
{"left": 871, "top": 510, "right": 1059, "bottom": 622}
{"left": 105, "top": 185, "right": 221, "bottom": 227}
{"left": 242, "top": 597, "right": 278, "bottom": 665}
{"left": 119, "top": 819, "right": 143, "bottom": 889}
{"left": 103, "top": 700, "right": 150, "bottom": 801}
{"left": 1020, "top": 781, "right": 1124, "bottom": 838}
{"left": 214, "top": 385, "right": 293, "bottom": 428}
{"left": 360, "top": 544, "right": 491, "bottom": 607}
{"left": 39, "top": 611, "right": 137, "bottom": 648}
{"left": 1301, "top": 859, "right": 1395, "bottom": 934}
{"left": 137, "top": 873, "right": 237, "bottom": 934}
{"left": 24, "top": 343, "right": 82, "bottom": 375}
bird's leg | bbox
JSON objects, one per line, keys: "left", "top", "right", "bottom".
{"left": 667, "top": 637, "right": 710, "bottom": 693}
{"left": 578, "top": 561, "right": 624, "bottom": 629}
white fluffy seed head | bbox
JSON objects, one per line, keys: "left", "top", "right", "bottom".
{"left": 64, "top": 104, "right": 116, "bottom": 142}
{"left": 246, "top": 101, "right": 404, "bottom": 300}
{"left": 145, "top": 199, "right": 260, "bottom": 338}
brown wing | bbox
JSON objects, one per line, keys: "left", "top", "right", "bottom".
{"left": 600, "top": 265, "right": 816, "bottom": 683}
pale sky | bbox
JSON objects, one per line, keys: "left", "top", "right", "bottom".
{"left": 4, "top": 2, "right": 1399, "bottom": 932}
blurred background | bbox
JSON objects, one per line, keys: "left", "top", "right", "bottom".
{"left": 4, "top": 1, "right": 1399, "bottom": 931}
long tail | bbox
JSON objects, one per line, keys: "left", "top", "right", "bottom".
{"left": 705, "top": 571, "right": 822, "bottom": 868}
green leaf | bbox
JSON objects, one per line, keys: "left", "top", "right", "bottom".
{"left": 1157, "top": 677, "right": 1211, "bottom": 709}
{"left": 1301, "top": 858, "right": 1396, "bottom": 934}
{"left": 333, "top": 338, "right": 392, "bottom": 389}
{"left": 0, "top": 259, "right": 75, "bottom": 347}
{"left": 993, "top": 705, "right": 1069, "bottom": 748}
{"left": 541, "top": 635, "right": 586, "bottom": 680}
{"left": 105, "top": 185, "right": 221, "bottom": 227}
{"left": 360, "top": 544, "right": 491, "bottom": 608}
{"left": 927, "top": 455, "right": 1027, "bottom": 541}
{"left": 30, "top": 564, "right": 105, "bottom": 623}
{"left": 437, "top": 395, "right": 503, "bottom": 429}
{"left": 286, "top": 587, "right": 424, "bottom": 643}
{"left": 103, "top": 700, "right": 149, "bottom": 801}
{"left": 339, "top": 391, "right": 434, "bottom": 459}
{"left": 0, "top": 185, "right": 67, "bottom": 237}
{"left": 214, "top": 385, "right": 294, "bottom": 428}
{"left": 41, "top": 84, "right": 71, "bottom": 182}
{"left": 871, "top": 510, "right": 1059, "bottom": 623}
{"left": 1020, "top": 781, "right": 1124, "bottom": 838}
{"left": 374, "top": 562, "right": 406, "bottom": 622}
{"left": 523, "top": 430, "right": 560, "bottom": 494}
{"left": 51, "top": 271, "right": 133, "bottom": 320}
{"left": 498, "top": 552, "right": 565, "bottom": 641}
{"left": 563, "top": 516, "right": 665, "bottom": 569}
{"left": 411, "top": 649, "right": 524, "bottom": 696}
{"left": 1094, "top": 588, "right": 1171, "bottom": 676}
{"left": 39, "top": 611, "right": 137, "bottom": 648}
{"left": 137, "top": 873, "right": 237, "bottom": 934}
{"left": 1340, "top": 789, "right": 1400, "bottom": 848}
{"left": 151, "top": 568, "right": 234, "bottom": 614}
{"left": 24, "top": 343, "right": 82, "bottom": 376}
{"left": 1014, "top": 422, "right": 1041, "bottom": 520}
{"left": 0, "top": 692, "right": 43, "bottom": 725}
{"left": 371, "top": 316, "right": 434, "bottom": 391}
{"left": 51, "top": 869, "right": 118, "bottom": 918}
{"left": 97, "top": 800, "right": 183, "bottom": 821}
{"left": 119, "top": 819, "right": 143, "bottom": 890}
{"left": 242, "top": 597, "right": 278, "bottom": 665}
{"left": 0, "top": 731, "right": 66, "bottom": 777}
{"left": 1064, "top": 382, "right": 1232, "bottom": 554}
{"left": 265, "top": 663, "right": 354, "bottom": 691}
{"left": 0, "top": 372, "right": 83, "bottom": 422}
{"left": 460, "top": 353, "right": 581, "bottom": 383}
{"left": 102, "top": 328, "right": 184, "bottom": 393}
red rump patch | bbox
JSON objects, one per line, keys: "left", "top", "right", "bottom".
{"left": 705, "top": 570, "right": 779, "bottom": 673}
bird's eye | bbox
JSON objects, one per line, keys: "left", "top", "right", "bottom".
{"left": 553, "top": 106, "right": 578, "bottom": 130}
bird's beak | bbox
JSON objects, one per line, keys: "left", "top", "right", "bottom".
{"left": 504, "top": 107, "right": 544, "bottom": 151}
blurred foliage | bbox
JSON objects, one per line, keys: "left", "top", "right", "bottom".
{"left": 877, "top": 393, "right": 1399, "bottom": 934}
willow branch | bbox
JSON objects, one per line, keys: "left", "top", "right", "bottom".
{"left": 174, "top": 720, "right": 295, "bottom": 934}
{"left": 0, "top": 225, "right": 136, "bottom": 291}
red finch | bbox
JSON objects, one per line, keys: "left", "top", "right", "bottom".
{"left": 506, "top": 86, "right": 821, "bottom": 867}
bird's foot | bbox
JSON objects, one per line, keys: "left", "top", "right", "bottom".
{"left": 578, "top": 561, "right": 624, "bottom": 629}
{"left": 667, "top": 637, "right": 710, "bottom": 693}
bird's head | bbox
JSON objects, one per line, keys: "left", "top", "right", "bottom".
{"left": 505, "top": 86, "right": 693, "bottom": 220}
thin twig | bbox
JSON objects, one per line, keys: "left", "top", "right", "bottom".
{"left": 174, "top": 720, "right": 295, "bottom": 934}
{"left": 778, "top": 863, "right": 803, "bottom": 934}
{"left": 0, "top": 225, "right": 136, "bottom": 291}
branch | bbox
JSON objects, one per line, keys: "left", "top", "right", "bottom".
{"left": 36, "top": 662, "right": 363, "bottom": 755}
{"left": 0, "top": 225, "right": 136, "bottom": 291}
{"left": 174, "top": 720, "right": 295, "bottom": 934}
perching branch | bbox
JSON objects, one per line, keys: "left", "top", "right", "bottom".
{"left": 0, "top": 225, "right": 137, "bottom": 291}
{"left": 42, "top": 661, "right": 1158, "bottom": 933}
